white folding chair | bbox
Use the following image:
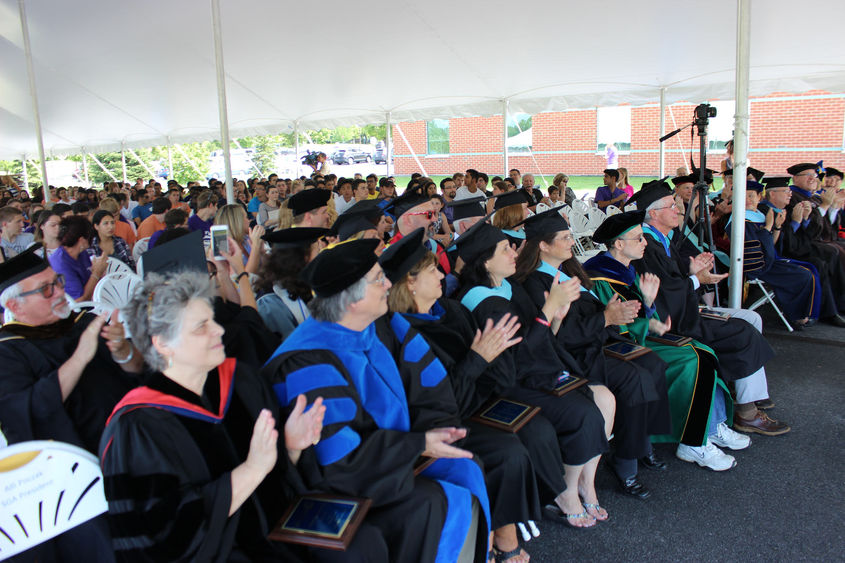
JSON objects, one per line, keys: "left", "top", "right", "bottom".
{"left": 605, "top": 205, "right": 622, "bottom": 216}
{"left": 132, "top": 237, "right": 150, "bottom": 266}
{"left": 0, "top": 441, "right": 108, "bottom": 558}
{"left": 106, "top": 256, "right": 134, "bottom": 276}
{"left": 745, "top": 278, "right": 793, "bottom": 332}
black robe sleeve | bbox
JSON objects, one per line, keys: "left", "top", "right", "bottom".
{"left": 262, "top": 349, "right": 426, "bottom": 507}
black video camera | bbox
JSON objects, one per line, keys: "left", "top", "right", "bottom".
{"left": 301, "top": 151, "right": 321, "bottom": 166}
{"left": 695, "top": 103, "right": 717, "bottom": 119}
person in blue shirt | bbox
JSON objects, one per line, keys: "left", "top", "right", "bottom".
{"left": 131, "top": 192, "right": 153, "bottom": 227}
{"left": 247, "top": 183, "right": 267, "bottom": 217}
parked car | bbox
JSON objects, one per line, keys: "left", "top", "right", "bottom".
{"left": 331, "top": 148, "right": 372, "bottom": 165}
{"left": 374, "top": 146, "right": 388, "bottom": 164}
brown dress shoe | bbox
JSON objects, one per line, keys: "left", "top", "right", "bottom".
{"left": 734, "top": 411, "right": 791, "bottom": 436}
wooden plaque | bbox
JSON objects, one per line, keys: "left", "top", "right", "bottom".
{"left": 699, "top": 308, "right": 731, "bottom": 321}
{"left": 647, "top": 333, "right": 692, "bottom": 346}
{"left": 545, "top": 372, "right": 587, "bottom": 397}
{"left": 269, "top": 494, "right": 371, "bottom": 551}
{"left": 603, "top": 341, "right": 650, "bottom": 361}
{"left": 470, "top": 398, "right": 541, "bottom": 433}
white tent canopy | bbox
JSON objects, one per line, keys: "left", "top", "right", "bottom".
{"left": 2, "top": 0, "right": 845, "bottom": 160}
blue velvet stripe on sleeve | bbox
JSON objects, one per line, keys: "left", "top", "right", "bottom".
{"left": 314, "top": 426, "right": 362, "bottom": 465}
{"left": 285, "top": 364, "right": 347, "bottom": 402}
{"left": 390, "top": 313, "right": 410, "bottom": 342}
{"left": 403, "top": 334, "right": 429, "bottom": 363}
{"left": 320, "top": 397, "right": 358, "bottom": 426}
{"left": 420, "top": 358, "right": 448, "bottom": 387}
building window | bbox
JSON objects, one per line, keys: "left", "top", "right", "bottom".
{"left": 706, "top": 100, "right": 736, "bottom": 151}
{"left": 427, "top": 119, "right": 450, "bottom": 155}
{"left": 596, "top": 106, "right": 632, "bottom": 152}
{"left": 507, "top": 113, "right": 533, "bottom": 153}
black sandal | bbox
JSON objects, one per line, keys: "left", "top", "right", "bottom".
{"left": 493, "top": 546, "right": 529, "bottom": 563}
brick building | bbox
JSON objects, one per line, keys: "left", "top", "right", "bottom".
{"left": 392, "top": 90, "right": 845, "bottom": 178}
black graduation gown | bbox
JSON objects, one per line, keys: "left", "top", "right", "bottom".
{"left": 634, "top": 232, "right": 775, "bottom": 382}
{"left": 99, "top": 359, "right": 386, "bottom": 563}
{"left": 459, "top": 280, "right": 608, "bottom": 465}
{"left": 0, "top": 312, "right": 142, "bottom": 454}
{"left": 780, "top": 189, "right": 845, "bottom": 316}
{"left": 261, "top": 318, "right": 487, "bottom": 563}
{"left": 737, "top": 216, "right": 819, "bottom": 322}
{"left": 402, "top": 299, "right": 559, "bottom": 515}
{"left": 213, "top": 298, "right": 282, "bottom": 371}
{"left": 521, "top": 269, "right": 672, "bottom": 459}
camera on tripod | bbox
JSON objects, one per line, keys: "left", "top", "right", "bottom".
{"left": 695, "top": 103, "right": 717, "bottom": 120}
{"left": 301, "top": 151, "right": 321, "bottom": 166}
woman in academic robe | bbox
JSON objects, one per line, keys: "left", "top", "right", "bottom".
{"left": 514, "top": 209, "right": 672, "bottom": 498}
{"left": 733, "top": 181, "right": 820, "bottom": 327}
{"left": 491, "top": 190, "right": 531, "bottom": 249}
{"left": 584, "top": 211, "right": 750, "bottom": 472}
{"left": 380, "top": 229, "right": 565, "bottom": 561}
{"left": 454, "top": 221, "right": 612, "bottom": 529}
{"left": 255, "top": 227, "right": 329, "bottom": 341}
{"left": 101, "top": 270, "right": 388, "bottom": 562}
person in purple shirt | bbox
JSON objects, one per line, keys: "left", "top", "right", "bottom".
{"left": 595, "top": 169, "right": 628, "bottom": 210}
{"left": 48, "top": 216, "right": 107, "bottom": 301}
{"left": 188, "top": 190, "right": 218, "bottom": 235}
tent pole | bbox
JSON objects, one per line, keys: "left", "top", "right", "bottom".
{"left": 121, "top": 143, "right": 128, "bottom": 183}
{"left": 502, "top": 99, "right": 509, "bottom": 177}
{"left": 174, "top": 144, "right": 204, "bottom": 179}
{"left": 21, "top": 154, "right": 29, "bottom": 193}
{"left": 88, "top": 153, "right": 118, "bottom": 182}
{"left": 167, "top": 140, "right": 174, "bottom": 182}
{"left": 728, "top": 0, "right": 751, "bottom": 309}
{"left": 658, "top": 87, "right": 666, "bottom": 178}
{"left": 385, "top": 112, "right": 392, "bottom": 177}
{"left": 128, "top": 148, "right": 157, "bottom": 179}
{"left": 211, "top": 0, "right": 234, "bottom": 203}
{"left": 293, "top": 121, "right": 300, "bottom": 178}
{"left": 395, "top": 123, "right": 427, "bottom": 177}
{"left": 82, "top": 150, "right": 89, "bottom": 187}
{"left": 18, "top": 0, "right": 49, "bottom": 194}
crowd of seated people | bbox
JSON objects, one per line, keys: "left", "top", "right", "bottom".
{"left": 0, "top": 156, "right": 843, "bottom": 562}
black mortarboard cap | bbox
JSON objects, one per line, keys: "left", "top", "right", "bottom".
{"left": 286, "top": 188, "right": 331, "bottom": 216}
{"left": 592, "top": 211, "right": 646, "bottom": 245}
{"left": 625, "top": 179, "right": 674, "bottom": 211}
{"left": 762, "top": 176, "right": 791, "bottom": 189}
{"left": 520, "top": 207, "right": 569, "bottom": 240}
{"left": 386, "top": 184, "right": 429, "bottom": 218}
{"left": 671, "top": 175, "right": 696, "bottom": 186}
{"left": 300, "top": 238, "right": 380, "bottom": 298}
{"left": 747, "top": 167, "right": 765, "bottom": 182}
{"left": 454, "top": 221, "right": 507, "bottom": 264}
{"left": 493, "top": 189, "right": 529, "bottom": 211}
{"left": 448, "top": 196, "right": 486, "bottom": 221}
{"left": 746, "top": 181, "right": 765, "bottom": 194}
{"left": 0, "top": 244, "right": 48, "bottom": 294}
{"left": 786, "top": 163, "right": 816, "bottom": 176}
{"left": 334, "top": 215, "right": 379, "bottom": 241}
{"left": 262, "top": 227, "right": 330, "bottom": 248}
{"left": 138, "top": 229, "right": 206, "bottom": 277}
{"left": 689, "top": 165, "right": 717, "bottom": 185}
{"left": 378, "top": 228, "right": 428, "bottom": 284}
{"left": 825, "top": 167, "right": 843, "bottom": 179}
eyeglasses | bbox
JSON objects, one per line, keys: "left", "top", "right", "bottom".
{"left": 18, "top": 274, "right": 65, "bottom": 299}
{"left": 795, "top": 172, "right": 818, "bottom": 178}
{"left": 366, "top": 271, "right": 387, "bottom": 286}
{"left": 618, "top": 235, "right": 645, "bottom": 242}
{"left": 652, "top": 203, "right": 678, "bottom": 211}
{"left": 407, "top": 210, "right": 435, "bottom": 220}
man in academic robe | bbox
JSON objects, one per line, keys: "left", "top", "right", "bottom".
{"left": 627, "top": 180, "right": 790, "bottom": 436}
{"left": 262, "top": 239, "right": 490, "bottom": 563}
{"left": 769, "top": 167, "right": 845, "bottom": 326}
{"left": 733, "top": 180, "right": 820, "bottom": 327}
{"left": 0, "top": 246, "right": 145, "bottom": 561}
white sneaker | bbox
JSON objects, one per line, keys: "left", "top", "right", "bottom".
{"left": 710, "top": 422, "right": 752, "bottom": 450}
{"left": 676, "top": 440, "right": 737, "bottom": 471}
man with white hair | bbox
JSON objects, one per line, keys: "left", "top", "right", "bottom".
{"left": 0, "top": 245, "right": 144, "bottom": 452}
{"left": 627, "top": 180, "right": 790, "bottom": 441}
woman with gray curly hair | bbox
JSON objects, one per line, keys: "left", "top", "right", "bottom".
{"left": 98, "top": 270, "right": 387, "bottom": 561}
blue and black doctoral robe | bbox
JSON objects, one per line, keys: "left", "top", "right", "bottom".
{"left": 262, "top": 317, "right": 490, "bottom": 563}
{"left": 730, "top": 207, "right": 820, "bottom": 322}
